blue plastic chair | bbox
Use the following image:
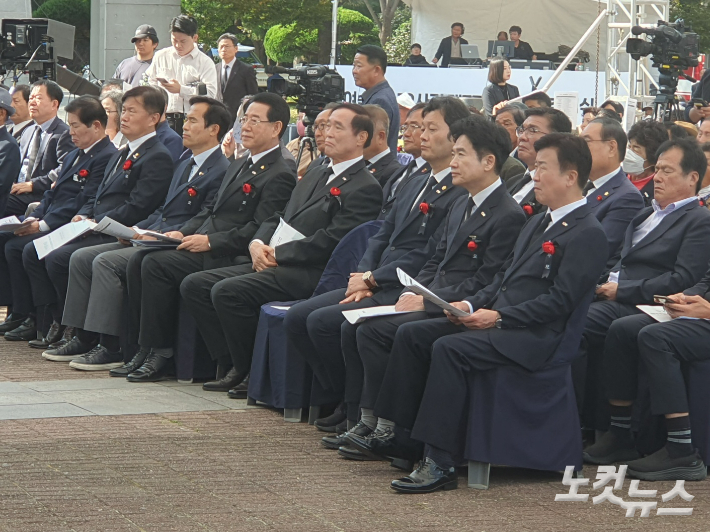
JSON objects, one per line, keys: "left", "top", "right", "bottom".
{"left": 247, "top": 220, "right": 384, "bottom": 421}
{"left": 464, "top": 294, "right": 593, "bottom": 489}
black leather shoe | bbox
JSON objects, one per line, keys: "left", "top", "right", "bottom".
{"left": 48, "top": 326, "right": 74, "bottom": 349}
{"left": 227, "top": 374, "right": 250, "bottom": 398}
{"left": 627, "top": 447, "right": 707, "bottom": 481}
{"left": 215, "top": 363, "right": 233, "bottom": 381}
{"left": 42, "top": 336, "right": 95, "bottom": 361}
{"left": 583, "top": 431, "right": 640, "bottom": 465}
{"left": 390, "top": 458, "right": 458, "bottom": 494}
{"left": 314, "top": 403, "right": 347, "bottom": 433}
{"left": 202, "top": 367, "right": 246, "bottom": 392}
{"left": 322, "top": 421, "right": 372, "bottom": 450}
{"left": 0, "top": 313, "right": 28, "bottom": 334}
{"left": 4, "top": 317, "right": 37, "bottom": 341}
{"left": 335, "top": 419, "right": 347, "bottom": 435}
{"left": 126, "top": 352, "right": 174, "bottom": 382}
{"left": 338, "top": 445, "right": 379, "bottom": 461}
{"left": 28, "top": 321, "right": 66, "bottom": 349}
{"left": 109, "top": 348, "right": 149, "bottom": 377}
{"left": 347, "top": 427, "right": 397, "bottom": 461}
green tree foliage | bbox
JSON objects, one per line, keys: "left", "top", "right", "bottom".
{"left": 670, "top": 0, "right": 710, "bottom": 53}
{"left": 181, "top": 0, "right": 238, "bottom": 48}
{"left": 384, "top": 20, "right": 411, "bottom": 64}
{"left": 33, "top": 0, "right": 90, "bottom": 40}
{"left": 264, "top": 8, "right": 379, "bottom": 65}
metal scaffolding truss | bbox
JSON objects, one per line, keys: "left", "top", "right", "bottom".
{"left": 605, "top": 0, "right": 669, "bottom": 103}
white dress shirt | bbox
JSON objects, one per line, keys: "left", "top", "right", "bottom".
{"left": 410, "top": 166, "right": 449, "bottom": 211}
{"left": 249, "top": 144, "right": 280, "bottom": 166}
{"left": 221, "top": 57, "right": 236, "bottom": 87}
{"left": 18, "top": 116, "right": 55, "bottom": 182}
{"left": 187, "top": 145, "right": 221, "bottom": 182}
{"left": 367, "top": 148, "right": 390, "bottom": 166}
{"left": 146, "top": 45, "right": 219, "bottom": 113}
{"left": 607, "top": 196, "right": 698, "bottom": 283}
{"left": 586, "top": 166, "right": 621, "bottom": 196}
{"left": 512, "top": 169, "right": 536, "bottom": 203}
{"left": 127, "top": 131, "right": 157, "bottom": 157}
{"left": 328, "top": 156, "right": 364, "bottom": 185}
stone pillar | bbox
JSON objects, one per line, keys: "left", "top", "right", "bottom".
{"left": 90, "top": 0, "right": 180, "bottom": 80}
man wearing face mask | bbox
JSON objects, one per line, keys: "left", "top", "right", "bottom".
{"left": 625, "top": 121, "right": 668, "bottom": 207}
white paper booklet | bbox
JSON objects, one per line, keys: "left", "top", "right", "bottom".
{"left": 269, "top": 217, "right": 306, "bottom": 248}
{"left": 396, "top": 267, "right": 470, "bottom": 317}
{"left": 0, "top": 215, "right": 32, "bottom": 232}
{"left": 33, "top": 219, "right": 97, "bottom": 259}
{"left": 636, "top": 305, "right": 672, "bottom": 323}
{"left": 93, "top": 217, "right": 181, "bottom": 243}
{"left": 342, "top": 305, "right": 414, "bottom": 325}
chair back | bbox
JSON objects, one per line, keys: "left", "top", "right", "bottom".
{"left": 311, "top": 220, "right": 384, "bottom": 297}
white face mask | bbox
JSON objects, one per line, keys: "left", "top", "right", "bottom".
{"left": 622, "top": 148, "right": 648, "bottom": 175}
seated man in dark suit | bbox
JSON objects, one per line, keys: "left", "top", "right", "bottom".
{"left": 284, "top": 96, "right": 470, "bottom": 432}
{"left": 120, "top": 92, "right": 298, "bottom": 382}
{"left": 389, "top": 133, "right": 609, "bottom": 493}
{"left": 0, "top": 88, "right": 21, "bottom": 221}
{"left": 47, "top": 97, "right": 232, "bottom": 371}
{"left": 0, "top": 96, "right": 116, "bottom": 340}
{"left": 13, "top": 86, "right": 174, "bottom": 343}
{"left": 362, "top": 104, "right": 402, "bottom": 188}
{"left": 338, "top": 116, "right": 526, "bottom": 460}
{"left": 181, "top": 102, "right": 383, "bottom": 396}
{"left": 578, "top": 139, "right": 710, "bottom": 432}
{"left": 4, "top": 80, "right": 76, "bottom": 217}
{"left": 379, "top": 103, "right": 431, "bottom": 220}
{"left": 506, "top": 108, "right": 572, "bottom": 216}
{"left": 583, "top": 262, "right": 710, "bottom": 481}
{"left": 580, "top": 118, "right": 645, "bottom": 267}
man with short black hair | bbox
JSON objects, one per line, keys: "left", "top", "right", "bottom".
{"left": 215, "top": 33, "right": 258, "bottom": 122}
{"left": 353, "top": 45, "right": 400, "bottom": 153}
{"left": 404, "top": 44, "right": 429, "bottom": 66}
{"left": 580, "top": 117, "right": 644, "bottom": 266}
{"left": 146, "top": 15, "right": 218, "bottom": 135}
{"left": 580, "top": 139, "right": 710, "bottom": 463}
{"left": 521, "top": 92, "right": 552, "bottom": 108}
{"left": 0, "top": 95, "right": 117, "bottom": 341}
{"left": 601, "top": 99, "right": 625, "bottom": 119}
{"left": 390, "top": 133, "right": 608, "bottom": 493}
{"left": 8, "top": 85, "right": 32, "bottom": 141}
{"left": 114, "top": 24, "right": 159, "bottom": 87}
{"left": 506, "top": 107, "right": 572, "bottom": 215}
{"left": 3, "top": 80, "right": 76, "bottom": 217}
{"left": 509, "top": 25, "right": 536, "bottom": 60}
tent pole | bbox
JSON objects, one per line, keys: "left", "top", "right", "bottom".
{"left": 540, "top": 8, "right": 609, "bottom": 93}
{"left": 330, "top": 0, "right": 339, "bottom": 68}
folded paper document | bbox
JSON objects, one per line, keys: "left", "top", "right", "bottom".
{"left": 269, "top": 217, "right": 305, "bottom": 248}
{"left": 396, "top": 267, "right": 470, "bottom": 317}
{"left": 93, "top": 217, "right": 181, "bottom": 243}
{"left": 33, "top": 219, "right": 97, "bottom": 259}
{"left": 636, "top": 305, "right": 672, "bottom": 323}
{"left": 0, "top": 215, "right": 33, "bottom": 232}
{"left": 342, "top": 305, "right": 414, "bottom": 325}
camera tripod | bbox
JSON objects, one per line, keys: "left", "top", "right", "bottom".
{"left": 295, "top": 117, "right": 318, "bottom": 170}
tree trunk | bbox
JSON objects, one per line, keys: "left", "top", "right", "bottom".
{"left": 252, "top": 40, "right": 267, "bottom": 64}
{"left": 378, "top": 0, "right": 400, "bottom": 46}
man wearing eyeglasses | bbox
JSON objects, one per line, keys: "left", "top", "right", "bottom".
{"left": 506, "top": 107, "right": 573, "bottom": 216}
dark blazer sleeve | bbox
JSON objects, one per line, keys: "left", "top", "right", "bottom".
{"left": 599, "top": 190, "right": 645, "bottom": 263}
{"left": 208, "top": 170, "right": 296, "bottom": 258}
{"left": 243, "top": 62, "right": 259, "bottom": 97}
{"left": 435, "top": 38, "right": 447, "bottom": 61}
{"left": 482, "top": 85, "right": 501, "bottom": 117}
{"left": 30, "top": 128, "right": 75, "bottom": 194}
{"left": 684, "top": 265, "right": 710, "bottom": 297}
{"left": 0, "top": 138, "right": 20, "bottom": 214}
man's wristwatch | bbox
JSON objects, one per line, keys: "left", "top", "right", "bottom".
{"left": 495, "top": 316, "right": 503, "bottom": 329}
{"left": 362, "top": 271, "right": 377, "bottom": 289}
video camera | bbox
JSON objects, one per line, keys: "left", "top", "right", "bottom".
{"left": 265, "top": 64, "right": 344, "bottom": 122}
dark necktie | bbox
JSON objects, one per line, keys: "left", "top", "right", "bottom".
{"left": 318, "top": 166, "right": 335, "bottom": 189}
{"left": 222, "top": 65, "right": 230, "bottom": 92}
{"left": 22, "top": 125, "right": 42, "bottom": 182}
{"left": 179, "top": 158, "right": 196, "bottom": 186}
{"left": 411, "top": 175, "right": 438, "bottom": 212}
{"left": 528, "top": 212, "right": 553, "bottom": 247}
{"left": 511, "top": 171, "right": 532, "bottom": 195}
{"left": 115, "top": 147, "right": 129, "bottom": 174}
{"left": 387, "top": 161, "right": 416, "bottom": 201}
{"left": 583, "top": 180, "right": 596, "bottom": 195}
{"left": 68, "top": 150, "right": 85, "bottom": 172}
{"left": 463, "top": 196, "right": 476, "bottom": 221}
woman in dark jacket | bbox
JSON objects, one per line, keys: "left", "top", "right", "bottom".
{"left": 482, "top": 59, "right": 519, "bottom": 118}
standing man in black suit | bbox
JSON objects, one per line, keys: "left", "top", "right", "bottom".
{"left": 580, "top": 118, "right": 645, "bottom": 267}
{"left": 362, "top": 105, "right": 402, "bottom": 187}
{"left": 433, "top": 23, "right": 468, "bottom": 68}
{"left": 341, "top": 117, "right": 526, "bottom": 461}
{"left": 121, "top": 92, "right": 297, "bottom": 382}
{"left": 389, "top": 134, "right": 608, "bottom": 493}
{"left": 4, "top": 80, "right": 75, "bottom": 217}
{"left": 0, "top": 89, "right": 21, "bottom": 220}
{"left": 183, "top": 102, "right": 382, "bottom": 395}
{"left": 284, "top": 97, "right": 469, "bottom": 431}
{"left": 577, "top": 139, "right": 710, "bottom": 432}
{"left": 506, "top": 108, "right": 572, "bottom": 217}
{"left": 12, "top": 86, "right": 174, "bottom": 343}
{"left": 215, "top": 34, "right": 259, "bottom": 122}
{"left": 48, "top": 98, "right": 233, "bottom": 371}
{"left": 8, "top": 85, "right": 33, "bottom": 141}
{"left": 353, "top": 45, "right": 400, "bottom": 153}
{"left": 0, "top": 96, "right": 116, "bottom": 340}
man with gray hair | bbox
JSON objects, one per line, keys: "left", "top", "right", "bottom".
{"left": 362, "top": 104, "right": 403, "bottom": 189}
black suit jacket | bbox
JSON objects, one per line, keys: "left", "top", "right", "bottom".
{"left": 0, "top": 126, "right": 21, "bottom": 215}
{"left": 216, "top": 60, "right": 259, "bottom": 121}
{"left": 611, "top": 200, "right": 710, "bottom": 305}
{"left": 32, "top": 137, "right": 116, "bottom": 230}
{"left": 77, "top": 135, "right": 174, "bottom": 226}
{"left": 359, "top": 170, "right": 466, "bottom": 287}
{"left": 137, "top": 148, "right": 229, "bottom": 233}
{"left": 379, "top": 161, "right": 431, "bottom": 220}
{"left": 466, "top": 204, "right": 608, "bottom": 371}
{"left": 506, "top": 170, "right": 545, "bottom": 216}
{"left": 20, "top": 116, "right": 76, "bottom": 199}
{"left": 367, "top": 151, "right": 403, "bottom": 189}
{"left": 180, "top": 148, "right": 296, "bottom": 267}
{"left": 252, "top": 159, "right": 382, "bottom": 281}
{"left": 415, "top": 183, "right": 526, "bottom": 314}
{"left": 435, "top": 36, "right": 469, "bottom": 67}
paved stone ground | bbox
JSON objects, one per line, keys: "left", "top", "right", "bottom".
{"left": 0, "top": 334, "right": 708, "bottom": 531}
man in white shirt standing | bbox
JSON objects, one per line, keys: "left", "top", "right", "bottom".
{"left": 145, "top": 15, "right": 218, "bottom": 136}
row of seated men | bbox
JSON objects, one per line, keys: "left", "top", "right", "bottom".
{"left": 1, "top": 81, "right": 709, "bottom": 493}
